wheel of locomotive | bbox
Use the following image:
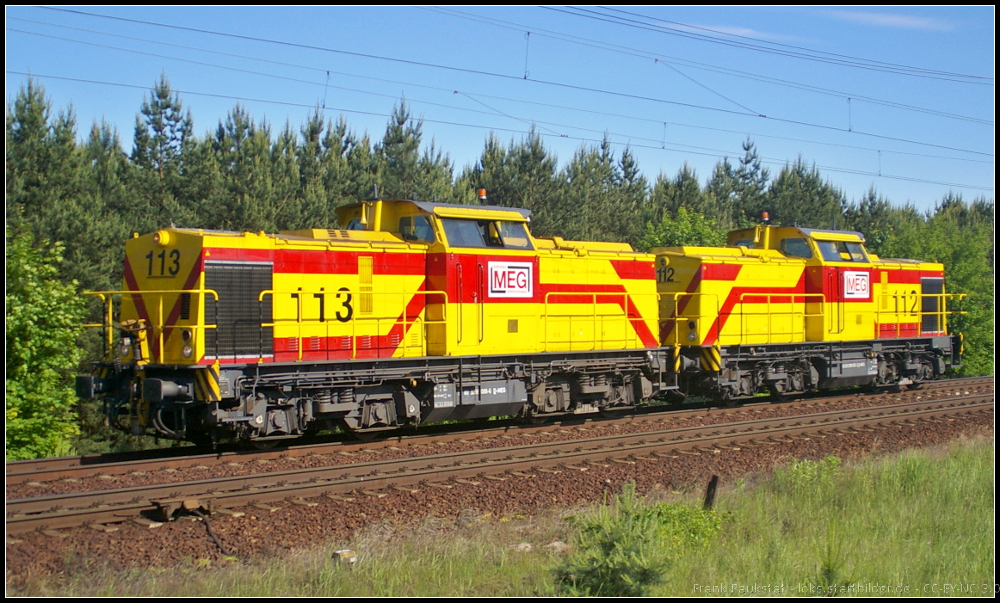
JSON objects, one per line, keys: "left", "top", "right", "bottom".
{"left": 907, "top": 362, "right": 934, "bottom": 390}
{"left": 717, "top": 385, "right": 740, "bottom": 407}
{"left": 765, "top": 378, "right": 789, "bottom": 399}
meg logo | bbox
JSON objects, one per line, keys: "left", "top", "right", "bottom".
{"left": 488, "top": 262, "right": 533, "bottom": 298}
{"left": 843, "top": 271, "right": 870, "bottom": 299}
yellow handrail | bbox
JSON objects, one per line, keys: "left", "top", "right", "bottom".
{"left": 83, "top": 288, "right": 219, "bottom": 362}
{"left": 258, "top": 289, "right": 449, "bottom": 361}
{"left": 541, "top": 290, "right": 658, "bottom": 351}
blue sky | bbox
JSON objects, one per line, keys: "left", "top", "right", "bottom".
{"left": 6, "top": 6, "right": 994, "bottom": 212}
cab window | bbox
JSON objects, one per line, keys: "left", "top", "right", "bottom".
{"left": 441, "top": 219, "right": 533, "bottom": 250}
{"left": 817, "top": 240, "right": 868, "bottom": 263}
{"left": 497, "top": 221, "right": 533, "bottom": 250}
{"left": 779, "top": 238, "right": 813, "bottom": 259}
{"left": 398, "top": 215, "right": 436, "bottom": 243}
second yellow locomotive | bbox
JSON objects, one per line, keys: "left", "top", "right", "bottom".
{"left": 655, "top": 222, "right": 961, "bottom": 400}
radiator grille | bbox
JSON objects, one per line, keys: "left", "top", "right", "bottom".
{"left": 205, "top": 261, "right": 274, "bottom": 358}
{"left": 921, "top": 277, "right": 943, "bottom": 333}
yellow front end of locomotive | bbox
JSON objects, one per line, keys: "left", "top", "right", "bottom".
{"left": 112, "top": 228, "right": 212, "bottom": 366}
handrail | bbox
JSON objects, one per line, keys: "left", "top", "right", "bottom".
{"left": 83, "top": 288, "right": 219, "bottom": 362}
{"left": 541, "top": 290, "right": 658, "bottom": 352}
{"left": 734, "top": 292, "right": 825, "bottom": 344}
{"left": 873, "top": 291, "right": 967, "bottom": 338}
{"left": 258, "top": 289, "right": 449, "bottom": 361}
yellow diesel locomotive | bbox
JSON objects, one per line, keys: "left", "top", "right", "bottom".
{"left": 77, "top": 198, "right": 666, "bottom": 444}
{"left": 77, "top": 200, "right": 963, "bottom": 444}
{"left": 655, "top": 222, "right": 962, "bottom": 401}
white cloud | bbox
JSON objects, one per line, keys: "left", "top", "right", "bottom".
{"left": 678, "top": 23, "right": 811, "bottom": 44}
{"left": 821, "top": 10, "right": 954, "bottom": 31}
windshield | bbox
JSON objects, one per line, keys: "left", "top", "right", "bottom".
{"left": 816, "top": 240, "right": 868, "bottom": 263}
{"left": 441, "top": 219, "right": 533, "bottom": 250}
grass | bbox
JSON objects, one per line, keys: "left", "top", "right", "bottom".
{"left": 10, "top": 434, "right": 993, "bottom": 597}
{"left": 665, "top": 435, "right": 994, "bottom": 596}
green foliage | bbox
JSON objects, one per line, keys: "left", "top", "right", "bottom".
{"left": 733, "top": 138, "right": 770, "bottom": 225}
{"left": 773, "top": 455, "right": 842, "bottom": 494}
{"left": 555, "top": 484, "right": 668, "bottom": 596}
{"left": 638, "top": 206, "right": 727, "bottom": 251}
{"left": 5, "top": 231, "right": 85, "bottom": 459}
{"left": 766, "top": 156, "right": 846, "bottom": 229}
{"left": 376, "top": 100, "right": 456, "bottom": 202}
{"left": 555, "top": 484, "right": 722, "bottom": 596}
{"left": 808, "top": 526, "right": 857, "bottom": 597}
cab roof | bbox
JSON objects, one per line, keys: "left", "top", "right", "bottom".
{"left": 337, "top": 199, "right": 531, "bottom": 222}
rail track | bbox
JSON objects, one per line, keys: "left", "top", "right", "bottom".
{"left": 8, "top": 376, "right": 992, "bottom": 488}
{"left": 6, "top": 378, "right": 993, "bottom": 535}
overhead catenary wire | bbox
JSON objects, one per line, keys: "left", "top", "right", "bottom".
{"left": 20, "top": 9, "right": 995, "bottom": 159}
{"left": 9, "top": 17, "right": 992, "bottom": 164}
{"left": 427, "top": 6, "right": 993, "bottom": 125}
{"left": 9, "top": 70, "right": 993, "bottom": 194}
{"left": 601, "top": 6, "right": 994, "bottom": 83}
{"left": 10, "top": 7, "right": 993, "bottom": 204}
{"left": 551, "top": 6, "right": 993, "bottom": 84}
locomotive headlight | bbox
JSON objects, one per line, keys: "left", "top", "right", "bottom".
{"left": 181, "top": 329, "right": 193, "bottom": 342}
{"left": 182, "top": 344, "right": 193, "bottom": 358}
{"left": 152, "top": 230, "right": 171, "bottom": 246}
{"left": 120, "top": 338, "right": 132, "bottom": 357}
{"left": 687, "top": 331, "right": 698, "bottom": 342}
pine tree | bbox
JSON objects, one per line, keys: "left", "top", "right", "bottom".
{"left": 130, "top": 75, "right": 196, "bottom": 230}
{"left": 271, "top": 122, "right": 302, "bottom": 229}
{"left": 131, "top": 74, "right": 193, "bottom": 179}
{"left": 416, "top": 137, "right": 457, "bottom": 203}
{"left": 557, "top": 138, "right": 619, "bottom": 241}
{"left": 766, "top": 156, "right": 845, "bottom": 228}
{"left": 705, "top": 157, "right": 739, "bottom": 230}
{"left": 5, "top": 80, "right": 99, "bottom": 289}
{"left": 377, "top": 101, "right": 422, "bottom": 199}
{"left": 843, "top": 186, "right": 898, "bottom": 256}
{"left": 212, "top": 105, "right": 277, "bottom": 231}
{"left": 615, "top": 147, "right": 649, "bottom": 246}
{"left": 734, "top": 138, "right": 770, "bottom": 224}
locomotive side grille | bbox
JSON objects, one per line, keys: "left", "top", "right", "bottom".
{"left": 920, "top": 277, "right": 943, "bottom": 333}
{"left": 179, "top": 293, "right": 192, "bottom": 320}
{"left": 359, "top": 256, "right": 374, "bottom": 314}
{"left": 205, "top": 261, "right": 274, "bottom": 358}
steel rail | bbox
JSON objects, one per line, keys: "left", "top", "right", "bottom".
{"left": 7, "top": 376, "right": 992, "bottom": 486}
{"left": 7, "top": 393, "right": 992, "bottom": 534}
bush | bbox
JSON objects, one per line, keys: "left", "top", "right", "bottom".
{"left": 6, "top": 231, "right": 85, "bottom": 459}
{"left": 555, "top": 483, "right": 722, "bottom": 596}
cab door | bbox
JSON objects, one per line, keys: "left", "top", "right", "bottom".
{"left": 827, "top": 268, "right": 845, "bottom": 336}
{"left": 454, "top": 254, "right": 484, "bottom": 352}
